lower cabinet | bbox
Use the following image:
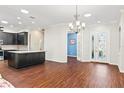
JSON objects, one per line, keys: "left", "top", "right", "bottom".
{"left": 4, "top": 50, "right": 17, "bottom": 60}
{"left": 8, "top": 52, "right": 45, "bottom": 68}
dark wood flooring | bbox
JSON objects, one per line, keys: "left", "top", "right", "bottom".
{"left": 0, "top": 59, "right": 124, "bottom": 88}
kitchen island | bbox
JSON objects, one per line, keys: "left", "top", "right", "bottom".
{"left": 7, "top": 50, "right": 45, "bottom": 68}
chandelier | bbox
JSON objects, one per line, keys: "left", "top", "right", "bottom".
{"left": 69, "top": 5, "right": 85, "bottom": 33}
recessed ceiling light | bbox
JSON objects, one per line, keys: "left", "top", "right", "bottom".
{"left": 84, "top": 13, "right": 92, "bottom": 17}
{"left": 17, "top": 17, "right": 21, "bottom": 20}
{"left": 31, "top": 21, "right": 35, "bottom": 24}
{"left": 97, "top": 21, "right": 101, "bottom": 23}
{"left": 21, "top": 9, "right": 29, "bottom": 14}
{"left": 18, "top": 21, "right": 22, "bottom": 24}
{"left": 1, "top": 20, "right": 8, "bottom": 24}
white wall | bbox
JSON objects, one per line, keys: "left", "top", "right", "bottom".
{"left": 82, "top": 27, "right": 91, "bottom": 61}
{"left": 119, "top": 10, "right": 124, "bottom": 72}
{"left": 77, "top": 29, "right": 83, "bottom": 61}
{"left": 28, "top": 30, "right": 44, "bottom": 51}
{"left": 77, "top": 27, "right": 91, "bottom": 61}
{"left": 44, "top": 23, "right": 67, "bottom": 63}
{"left": 110, "top": 24, "right": 119, "bottom": 65}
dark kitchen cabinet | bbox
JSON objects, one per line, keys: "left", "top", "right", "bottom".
{"left": 0, "top": 32, "right": 14, "bottom": 45}
{"left": 6, "top": 33, "right": 15, "bottom": 45}
{"left": 0, "top": 32, "right": 6, "bottom": 44}
{"left": 4, "top": 50, "right": 17, "bottom": 60}
{"left": 0, "top": 32, "right": 28, "bottom": 45}
{"left": 17, "top": 32, "right": 28, "bottom": 45}
{"left": 8, "top": 52, "right": 45, "bottom": 68}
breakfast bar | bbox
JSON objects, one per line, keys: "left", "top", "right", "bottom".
{"left": 7, "top": 50, "right": 45, "bottom": 68}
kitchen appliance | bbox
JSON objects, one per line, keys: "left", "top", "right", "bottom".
{"left": 0, "top": 50, "right": 4, "bottom": 60}
{"left": 0, "top": 40, "right": 3, "bottom": 45}
{"left": 0, "top": 40, "right": 4, "bottom": 60}
{"left": 0, "top": 26, "right": 4, "bottom": 31}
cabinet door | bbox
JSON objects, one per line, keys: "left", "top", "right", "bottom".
{"left": 6, "top": 33, "right": 13, "bottom": 44}
{"left": 4, "top": 50, "right": 8, "bottom": 60}
{"left": 0, "top": 32, "right": 16, "bottom": 45}
{"left": 17, "top": 33, "right": 23, "bottom": 45}
{"left": 12, "top": 33, "right": 18, "bottom": 45}
{"left": 17, "top": 32, "right": 28, "bottom": 45}
{"left": 40, "top": 52, "right": 45, "bottom": 62}
{"left": 0, "top": 32, "right": 6, "bottom": 44}
{"left": 24, "top": 32, "right": 28, "bottom": 45}
{"left": 17, "top": 54, "right": 28, "bottom": 68}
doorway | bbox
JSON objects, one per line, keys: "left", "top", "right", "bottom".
{"left": 67, "top": 33, "right": 77, "bottom": 62}
{"left": 90, "top": 31, "right": 110, "bottom": 63}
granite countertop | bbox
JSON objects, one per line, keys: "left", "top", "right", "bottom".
{"left": 8, "top": 50, "right": 45, "bottom": 54}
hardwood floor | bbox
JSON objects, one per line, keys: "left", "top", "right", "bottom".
{"left": 0, "top": 59, "right": 124, "bottom": 88}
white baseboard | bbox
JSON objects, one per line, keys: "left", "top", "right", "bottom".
{"left": 109, "top": 62, "right": 117, "bottom": 66}
{"left": 46, "top": 59, "right": 67, "bottom": 63}
{"left": 79, "top": 60, "right": 91, "bottom": 62}
{"left": 67, "top": 55, "right": 77, "bottom": 57}
{"left": 118, "top": 66, "right": 124, "bottom": 73}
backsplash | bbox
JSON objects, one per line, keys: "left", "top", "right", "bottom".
{"left": 1, "top": 45, "right": 28, "bottom": 50}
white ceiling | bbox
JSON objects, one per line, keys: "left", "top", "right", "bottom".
{"left": 0, "top": 5, "right": 124, "bottom": 32}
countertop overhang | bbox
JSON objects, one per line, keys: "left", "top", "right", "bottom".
{"left": 8, "top": 50, "right": 45, "bottom": 54}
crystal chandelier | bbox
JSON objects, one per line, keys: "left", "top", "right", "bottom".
{"left": 69, "top": 5, "right": 85, "bottom": 33}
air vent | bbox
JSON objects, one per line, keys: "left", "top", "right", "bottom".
{"left": 29, "top": 16, "right": 35, "bottom": 19}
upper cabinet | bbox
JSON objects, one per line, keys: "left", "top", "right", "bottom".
{"left": 0, "top": 32, "right": 14, "bottom": 45}
{"left": 17, "top": 32, "right": 28, "bottom": 45}
{"left": 0, "top": 32, "right": 28, "bottom": 45}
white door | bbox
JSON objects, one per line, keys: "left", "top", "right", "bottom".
{"left": 90, "top": 31, "right": 110, "bottom": 63}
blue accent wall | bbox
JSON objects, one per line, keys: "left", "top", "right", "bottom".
{"left": 67, "top": 33, "right": 77, "bottom": 57}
